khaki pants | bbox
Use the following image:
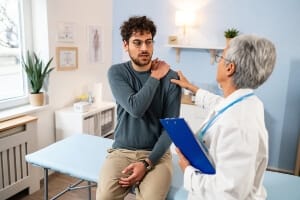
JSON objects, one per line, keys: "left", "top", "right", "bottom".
{"left": 96, "top": 149, "right": 173, "bottom": 200}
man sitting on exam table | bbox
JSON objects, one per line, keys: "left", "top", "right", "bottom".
{"left": 171, "top": 34, "right": 276, "bottom": 200}
{"left": 96, "top": 16, "right": 181, "bottom": 200}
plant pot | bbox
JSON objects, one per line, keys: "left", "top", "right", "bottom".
{"left": 226, "top": 38, "right": 232, "bottom": 47}
{"left": 29, "top": 93, "right": 44, "bottom": 106}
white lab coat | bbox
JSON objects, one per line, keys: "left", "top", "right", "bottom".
{"left": 184, "top": 88, "right": 268, "bottom": 200}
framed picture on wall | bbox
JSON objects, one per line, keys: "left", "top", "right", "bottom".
{"left": 56, "top": 22, "right": 76, "bottom": 43}
{"left": 56, "top": 47, "right": 78, "bottom": 71}
{"left": 88, "top": 25, "right": 103, "bottom": 63}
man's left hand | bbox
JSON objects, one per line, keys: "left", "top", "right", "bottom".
{"left": 151, "top": 58, "right": 170, "bottom": 80}
{"left": 118, "top": 162, "right": 147, "bottom": 187}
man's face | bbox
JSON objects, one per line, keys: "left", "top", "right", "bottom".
{"left": 123, "top": 31, "right": 154, "bottom": 68}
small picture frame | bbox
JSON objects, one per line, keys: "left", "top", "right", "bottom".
{"left": 56, "top": 47, "right": 78, "bottom": 71}
{"left": 57, "top": 22, "right": 76, "bottom": 43}
{"left": 88, "top": 25, "right": 103, "bottom": 64}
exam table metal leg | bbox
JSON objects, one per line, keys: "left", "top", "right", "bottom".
{"left": 88, "top": 181, "right": 91, "bottom": 200}
{"left": 42, "top": 168, "right": 94, "bottom": 200}
{"left": 44, "top": 168, "right": 48, "bottom": 200}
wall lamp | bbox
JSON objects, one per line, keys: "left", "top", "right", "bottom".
{"left": 175, "top": 10, "right": 196, "bottom": 44}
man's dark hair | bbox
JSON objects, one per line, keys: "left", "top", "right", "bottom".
{"left": 120, "top": 16, "right": 156, "bottom": 42}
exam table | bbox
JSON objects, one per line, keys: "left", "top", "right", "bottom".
{"left": 25, "top": 134, "right": 300, "bottom": 200}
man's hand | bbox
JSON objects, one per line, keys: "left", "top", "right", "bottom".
{"left": 151, "top": 58, "right": 170, "bottom": 80}
{"left": 118, "top": 162, "right": 147, "bottom": 187}
{"left": 175, "top": 147, "right": 190, "bottom": 171}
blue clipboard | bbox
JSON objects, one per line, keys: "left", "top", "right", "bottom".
{"left": 160, "top": 118, "right": 215, "bottom": 174}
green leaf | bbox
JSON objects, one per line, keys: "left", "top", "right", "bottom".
{"left": 21, "top": 50, "right": 54, "bottom": 93}
{"left": 224, "top": 28, "right": 239, "bottom": 38}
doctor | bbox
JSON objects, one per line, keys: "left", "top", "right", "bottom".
{"left": 171, "top": 35, "right": 276, "bottom": 200}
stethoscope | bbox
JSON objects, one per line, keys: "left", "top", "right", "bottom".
{"left": 197, "top": 92, "right": 255, "bottom": 141}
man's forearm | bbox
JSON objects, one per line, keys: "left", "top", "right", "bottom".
{"left": 148, "top": 132, "right": 172, "bottom": 164}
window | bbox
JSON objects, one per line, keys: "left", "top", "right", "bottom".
{"left": 0, "top": 0, "right": 30, "bottom": 110}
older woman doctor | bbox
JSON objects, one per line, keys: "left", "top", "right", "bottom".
{"left": 171, "top": 35, "right": 276, "bottom": 200}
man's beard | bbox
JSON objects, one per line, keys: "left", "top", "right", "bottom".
{"left": 129, "top": 51, "right": 152, "bottom": 67}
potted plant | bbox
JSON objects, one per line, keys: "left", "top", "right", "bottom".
{"left": 224, "top": 28, "right": 239, "bottom": 46}
{"left": 22, "top": 50, "right": 54, "bottom": 106}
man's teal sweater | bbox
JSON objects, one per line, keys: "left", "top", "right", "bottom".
{"left": 108, "top": 61, "right": 181, "bottom": 164}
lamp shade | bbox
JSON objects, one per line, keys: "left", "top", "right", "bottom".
{"left": 175, "top": 10, "right": 196, "bottom": 27}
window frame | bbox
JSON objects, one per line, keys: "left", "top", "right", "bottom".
{"left": 0, "top": 0, "right": 32, "bottom": 110}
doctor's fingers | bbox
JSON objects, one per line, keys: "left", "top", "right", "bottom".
{"left": 171, "top": 76, "right": 189, "bottom": 89}
{"left": 177, "top": 71, "right": 191, "bottom": 83}
{"left": 170, "top": 78, "right": 183, "bottom": 87}
{"left": 175, "top": 147, "right": 184, "bottom": 156}
{"left": 176, "top": 148, "right": 190, "bottom": 164}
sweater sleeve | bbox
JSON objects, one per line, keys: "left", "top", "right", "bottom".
{"left": 149, "top": 71, "right": 182, "bottom": 164}
{"left": 108, "top": 64, "right": 159, "bottom": 118}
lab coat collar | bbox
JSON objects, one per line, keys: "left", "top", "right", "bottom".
{"left": 214, "top": 88, "right": 254, "bottom": 113}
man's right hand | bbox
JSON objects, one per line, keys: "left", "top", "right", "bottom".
{"left": 150, "top": 58, "right": 170, "bottom": 80}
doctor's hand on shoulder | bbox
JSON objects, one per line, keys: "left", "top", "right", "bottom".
{"left": 171, "top": 71, "right": 199, "bottom": 94}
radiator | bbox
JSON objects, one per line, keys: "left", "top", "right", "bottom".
{"left": 0, "top": 115, "right": 40, "bottom": 200}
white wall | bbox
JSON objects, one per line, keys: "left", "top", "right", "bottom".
{"left": 47, "top": 0, "right": 113, "bottom": 108}
{"left": 30, "top": 0, "right": 113, "bottom": 149}
{"left": 25, "top": 0, "right": 112, "bottom": 180}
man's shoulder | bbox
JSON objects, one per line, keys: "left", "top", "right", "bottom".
{"left": 110, "top": 61, "right": 130, "bottom": 70}
{"left": 109, "top": 61, "right": 131, "bottom": 74}
{"left": 165, "top": 68, "right": 179, "bottom": 79}
{"left": 160, "top": 69, "right": 181, "bottom": 91}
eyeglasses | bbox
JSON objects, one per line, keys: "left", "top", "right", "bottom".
{"left": 215, "top": 54, "right": 232, "bottom": 63}
{"left": 131, "top": 39, "right": 154, "bottom": 48}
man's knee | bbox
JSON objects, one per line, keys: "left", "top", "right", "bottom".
{"left": 96, "top": 192, "right": 114, "bottom": 200}
{"left": 136, "top": 189, "right": 168, "bottom": 200}
{"left": 96, "top": 184, "right": 129, "bottom": 200}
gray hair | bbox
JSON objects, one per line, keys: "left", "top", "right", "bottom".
{"left": 225, "top": 35, "right": 276, "bottom": 89}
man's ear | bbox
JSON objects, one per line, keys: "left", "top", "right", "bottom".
{"left": 226, "top": 62, "right": 236, "bottom": 76}
{"left": 123, "top": 40, "right": 128, "bottom": 52}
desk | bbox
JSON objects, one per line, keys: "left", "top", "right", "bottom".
{"left": 26, "top": 134, "right": 300, "bottom": 200}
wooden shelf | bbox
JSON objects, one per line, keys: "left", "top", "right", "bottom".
{"left": 166, "top": 44, "right": 224, "bottom": 64}
{"left": 166, "top": 44, "right": 224, "bottom": 50}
